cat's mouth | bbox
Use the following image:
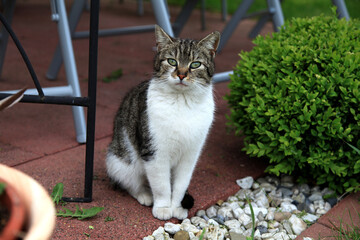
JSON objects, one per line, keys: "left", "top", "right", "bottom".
{"left": 176, "top": 82, "right": 188, "bottom": 87}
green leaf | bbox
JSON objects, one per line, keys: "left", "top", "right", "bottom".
{"left": 255, "top": 94, "right": 265, "bottom": 108}
{"left": 51, "top": 183, "right": 64, "bottom": 205}
{"left": 102, "top": 68, "right": 123, "bottom": 83}
{"left": 265, "top": 131, "right": 275, "bottom": 139}
{"left": 346, "top": 142, "right": 360, "bottom": 155}
{"left": 199, "top": 228, "right": 206, "bottom": 240}
{"left": 0, "top": 183, "right": 6, "bottom": 195}
{"left": 57, "top": 205, "right": 104, "bottom": 220}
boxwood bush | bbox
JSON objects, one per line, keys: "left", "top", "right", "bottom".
{"left": 226, "top": 13, "right": 360, "bottom": 193}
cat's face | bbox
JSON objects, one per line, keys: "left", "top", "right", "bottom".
{"left": 153, "top": 26, "right": 220, "bottom": 92}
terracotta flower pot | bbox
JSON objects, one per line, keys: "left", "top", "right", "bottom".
{"left": 0, "top": 164, "right": 55, "bottom": 240}
{"left": 0, "top": 177, "right": 26, "bottom": 240}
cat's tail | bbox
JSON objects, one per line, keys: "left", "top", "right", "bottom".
{"left": 181, "top": 191, "right": 194, "bottom": 209}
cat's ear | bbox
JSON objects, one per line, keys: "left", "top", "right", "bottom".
{"left": 155, "top": 25, "right": 174, "bottom": 51}
{"left": 198, "top": 31, "right": 221, "bottom": 57}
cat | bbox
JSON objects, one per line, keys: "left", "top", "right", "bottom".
{"left": 106, "top": 25, "right": 220, "bottom": 220}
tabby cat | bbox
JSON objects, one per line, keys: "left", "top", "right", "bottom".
{"left": 106, "top": 25, "right": 220, "bottom": 220}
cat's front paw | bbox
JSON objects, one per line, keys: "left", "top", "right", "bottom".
{"left": 172, "top": 207, "right": 188, "bottom": 220}
{"left": 152, "top": 207, "right": 172, "bottom": 220}
{"left": 136, "top": 191, "right": 153, "bottom": 206}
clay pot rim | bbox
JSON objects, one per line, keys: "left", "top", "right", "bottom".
{"left": 0, "top": 177, "right": 26, "bottom": 240}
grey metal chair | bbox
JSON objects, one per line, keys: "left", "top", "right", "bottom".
{"left": 0, "top": 0, "right": 87, "bottom": 143}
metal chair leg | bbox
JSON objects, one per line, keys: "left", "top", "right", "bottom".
{"left": 47, "top": 0, "right": 87, "bottom": 80}
{"left": 267, "top": 0, "right": 284, "bottom": 32}
{"left": 51, "top": 0, "right": 87, "bottom": 143}
{"left": 150, "top": 0, "right": 174, "bottom": 36}
{"left": 0, "top": 0, "right": 16, "bottom": 76}
{"left": 217, "top": 0, "right": 254, "bottom": 53}
{"left": 332, "top": 0, "right": 350, "bottom": 20}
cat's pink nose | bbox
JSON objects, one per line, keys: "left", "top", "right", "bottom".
{"left": 178, "top": 74, "right": 186, "bottom": 80}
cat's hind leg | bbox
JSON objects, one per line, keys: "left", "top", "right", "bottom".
{"left": 106, "top": 151, "right": 153, "bottom": 206}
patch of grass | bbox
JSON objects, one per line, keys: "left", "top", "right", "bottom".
{"left": 105, "top": 216, "right": 115, "bottom": 222}
{"left": 328, "top": 209, "right": 360, "bottom": 240}
{"left": 167, "top": 0, "right": 360, "bottom": 19}
{"left": 102, "top": 68, "right": 123, "bottom": 83}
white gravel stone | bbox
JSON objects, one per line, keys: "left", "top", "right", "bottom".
{"left": 308, "top": 203, "right": 316, "bottom": 214}
{"left": 280, "top": 202, "right": 298, "bottom": 212}
{"left": 316, "top": 208, "right": 329, "bottom": 215}
{"left": 258, "top": 220, "right": 268, "bottom": 228}
{"left": 254, "top": 229, "right": 261, "bottom": 238}
{"left": 238, "top": 212, "right": 252, "bottom": 226}
{"left": 309, "top": 192, "right": 323, "bottom": 202}
{"left": 265, "top": 211, "right": 275, "bottom": 221}
{"left": 324, "top": 202, "right": 332, "bottom": 211}
{"left": 261, "top": 232, "right": 276, "bottom": 239}
{"left": 204, "top": 225, "right": 226, "bottom": 240}
{"left": 260, "top": 182, "right": 277, "bottom": 192}
{"left": 233, "top": 207, "right": 245, "bottom": 219}
{"left": 243, "top": 228, "right": 253, "bottom": 237}
{"left": 236, "top": 189, "right": 254, "bottom": 200}
{"left": 196, "top": 209, "right": 206, "bottom": 217}
{"left": 293, "top": 193, "right": 306, "bottom": 204}
{"left": 189, "top": 232, "right": 196, "bottom": 239}
{"left": 313, "top": 200, "right": 325, "bottom": 209}
{"left": 206, "top": 205, "right": 218, "bottom": 218}
{"left": 273, "top": 231, "right": 291, "bottom": 240}
{"left": 255, "top": 193, "right": 270, "bottom": 208}
{"left": 236, "top": 176, "right": 254, "bottom": 189}
{"left": 152, "top": 227, "right": 169, "bottom": 240}
{"left": 224, "top": 219, "right": 241, "bottom": 230}
{"left": 301, "top": 213, "right": 319, "bottom": 223}
{"left": 289, "top": 234, "right": 297, "bottom": 239}
{"left": 143, "top": 236, "right": 155, "bottom": 240}
{"left": 181, "top": 219, "right": 200, "bottom": 234}
{"left": 207, "top": 218, "right": 219, "bottom": 226}
{"left": 268, "top": 221, "right": 280, "bottom": 229}
{"left": 164, "top": 222, "right": 181, "bottom": 235}
{"left": 227, "top": 201, "right": 243, "bottom": 211}
{"left": 282, "top": 220, "right": 294, "bottom": 235}
{"left": 289, "top": 215, "right": 307, "bottom": 235}
{"left": 190, "top": 216, "right": 207, "bottom": 229}
{"left": 227, "top": 195, "right": 240, "bottom": 202}
{"left": 142, "top": 175, "right": 338, "bottom": 240}
{"left": 218, "top": 206, "right": 234, "bottom": 220}
{"left": 252, "top": 182, "right": 260, "bottom": 189}
{"left": 244, "top": 205, "right": 268, "bottom": 217}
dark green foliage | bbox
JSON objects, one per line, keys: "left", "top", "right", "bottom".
{"left": 0, "top": 183, "right": 6, "bottom": 195}
{"left": 226, "top": 14, "right": 360, "bottom": 193}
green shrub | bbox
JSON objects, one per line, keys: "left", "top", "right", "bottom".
{"left": 226, "top": 13, "right": 360, "bottom": 193}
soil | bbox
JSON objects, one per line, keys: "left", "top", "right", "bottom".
{"left": 0, "top": 202, "right": 10, "bottom": 232}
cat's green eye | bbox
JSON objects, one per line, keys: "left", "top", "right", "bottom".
{"left": 190, "top": 61, "right": 201, "bottom": 69}
{"left": 167, "top": 58, "right": 177, "bottom": 67}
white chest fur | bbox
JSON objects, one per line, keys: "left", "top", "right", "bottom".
{"left": 146, "top": 80, "right": 215, "bottom": 164}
